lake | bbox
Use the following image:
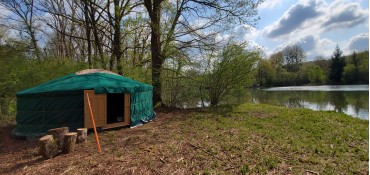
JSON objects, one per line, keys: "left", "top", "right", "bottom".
{"left": 243, "top": 85, "right": 369, "bottom": 120}
{"left": 189, "top": 85, "right": 368, "bottom": 119}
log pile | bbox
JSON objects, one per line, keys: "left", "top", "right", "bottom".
{"left": 47, "top": 127, "right": 69, "bottom": 149}
{"left": 77, "top": 128, "right": 87, "bottom": 143}
{"left": 39, "top": 135, "right": 58, "bottom": 159}
{"left": 62, "top": 132, "right": 77, "bottom": 154}
{"left": 39, "top": 127, "right": 88, "bottom": 159}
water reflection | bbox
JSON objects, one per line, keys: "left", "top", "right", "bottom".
{"left": 179, "top": 85, "right": 368, "bottom": 120}
{"left": 248, "top": 88, "right": 368, "bottom": 120}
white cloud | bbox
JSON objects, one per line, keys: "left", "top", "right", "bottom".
{"left": 322, "top": 1, "right": 368, "bottom": 32}
{"left": 262, "top": 0, "right": 368, "bottom": 39}
{"left": 0, "top": 5, "right": 12, "bottom": 17}
{"left": 273, "top": 34, "right": 336, "bottom": 61}
{"left": 214, "top": 24, "right": 265, "bottom": 53}
{"left": 263, "top": 0, "right": 325, "bottom": 39}
{"left": 347, "top": 33, "right": 369, "bottom": 52}
{"left": 215, "top": 24, "right": 260, "bottom": 43}
{"left": 260, "top": 0, "right": 368, "bottom": 60}
{"left": 215, "top": 33, "right": 231, "bottom": 43}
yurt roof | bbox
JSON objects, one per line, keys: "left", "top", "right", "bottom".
{"left": 16, "top": 69, "right": 152, "bottom": 97}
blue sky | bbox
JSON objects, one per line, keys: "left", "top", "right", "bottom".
{"left": 223, "top": 0, "right": 369, "bottom": 61}
{"left": 1, "top": 0, "right": 368, "bottom": 62}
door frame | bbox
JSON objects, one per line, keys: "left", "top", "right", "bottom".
{"left": 84, "top": 90, "right": 107, "bottom": 128}
{"left": 84, "top": 90, "right": 131, "bottom": 129}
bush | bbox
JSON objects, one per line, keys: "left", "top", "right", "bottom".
{"left": 203, "top": 43, "right": 259, "bottom": 106}
{"left": 0, "top": 44, "right": 88, "bottom": 116}
{"left": 308, "top": 65, "right": 325, "bottom": 84}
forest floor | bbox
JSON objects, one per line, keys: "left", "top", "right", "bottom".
{"left": 0, "top": 103, "right": 368, "bottom": 175}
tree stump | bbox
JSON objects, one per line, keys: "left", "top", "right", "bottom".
{"left": 47, "top": 127, "right": 69, "bottom": 150}
{"left": 77, "top": 128, "right": 87, "bottom": 143}
{"left": 62, "top": 132, "right": 77, "bottom": 154}
{"left": 39, "top": 135, "right": 58, "bottom": 159}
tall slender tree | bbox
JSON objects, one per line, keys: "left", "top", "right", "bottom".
{"left": 329, "top": 44, "right": 345, "bottom": 84}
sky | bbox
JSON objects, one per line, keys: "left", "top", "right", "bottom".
{"left": 0, "top": 0, "right": 368, "bottom": 61}
{"left": 219, "top": 0, "right": 369, "bottom": 61}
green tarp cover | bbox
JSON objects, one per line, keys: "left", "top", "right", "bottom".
{"left": 15, "top": 72, "right": 154, "bottom": 137}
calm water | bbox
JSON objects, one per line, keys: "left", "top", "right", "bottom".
{"left": 245, "top": 85, "right": 369, "bottom": 120}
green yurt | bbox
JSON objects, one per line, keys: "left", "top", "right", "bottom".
{"left": 15, "top": 69, "right": 155, "bottom": 137}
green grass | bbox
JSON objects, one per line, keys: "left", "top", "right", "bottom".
{"left": 176, "top": 103, "right": 369, "bottom": 174}
{"left": 0, "top": 103, "right": 367, "bottom": 174}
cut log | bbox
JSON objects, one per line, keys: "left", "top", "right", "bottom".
{"left": 47, "top": 127, "right": 69, "bottom": 150}
{"left": 77, "top": 128, "right": 87, "bottom": 143}
{"left": 62, "top": 132, "right": 77, "bottom": 154}
{"left": 39, "top": 135, "right": 58, "bottom": 159}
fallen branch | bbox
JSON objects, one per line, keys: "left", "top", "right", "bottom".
{"left": 158, "top": 157, "right": 167, "bottom": 164}
{"left": 306, "top": 170, "right": 319, "bottom": 175}
{"left": 224, "top": 167, "right": 235, "bottom": 171}
{"left": 60, "top": 167, "right": 73, "bottom": 175}
{"left": 344, "top": 140, "right": 355, "bottom": 148}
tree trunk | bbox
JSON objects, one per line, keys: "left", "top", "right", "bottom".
{"left": 62, "top": 132, "right": 77, "bottom": 154}
{"left": 30, "top": 29, "right": 41, "bottom": 60}
{"left": 47, "top": 127, "right": 69, "bottom": 150}
{"left": 28, "top": 0, "right": 41, "bottom": 60}
{"left": 77, "top": 128, "right": 87, "bottom": 143}
{"left": 83, "top": 0, "right": 92, "bottom": 68}
{"left": 39, "top": 135, "right": 58, "bottom": 159}
{"left": 210, "top": 98, "right": 218, "bottom": 106}
{"left": 151, "top": 31, "right": 163, "bottom": 106}
{"left": 144, "top": 0, "right": 164, "bottom": 106}
{"left": 113, "top": 27, "right": 123, "bottom": 75}
{"left": 199, "top": 86, "right": 205, "bottom": 108}
{"left": 88, "top": 1, "right": 105, "bottom": 69}
{"left": 113, "top": 0, "right": 123, "bottom": 75}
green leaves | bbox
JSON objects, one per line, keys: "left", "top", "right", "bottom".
{"left": 205, "top": 43, "right": 260, "bottom": 106}
{"left": 308, "top": 65, "right": 324, "bottom": 84}
{"left": 0, "top": 44, "right": 88, "bottom": 116}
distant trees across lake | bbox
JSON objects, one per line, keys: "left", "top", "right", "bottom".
{"left": 255, "top": 45, "right": 369, "bottom": 87}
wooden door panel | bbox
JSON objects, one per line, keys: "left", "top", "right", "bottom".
{"left": 124, "top": 94, "right": 131, "bottom": 125}
{"left": 84, "top": 90, "right": 107, "bottom": 128}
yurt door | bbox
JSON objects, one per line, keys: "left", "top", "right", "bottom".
{"left": 84, "top": 90, "right": 107, "bottom": 128}
{"left": 124, "top": 94, "right": 131, "bottom": 125}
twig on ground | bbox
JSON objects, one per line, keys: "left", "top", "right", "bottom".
{"left": 60, "top": 167, "right": 73, "bottom": 175}
{"left": 158, "top": 156, "right": 167, "bottom": 164}
{"left": 177, "top": 157, "right": 184, "bottom": 162}
{"left": 171, "top": 169, "right": 179, "bottom": 175}
{"left": 306, "top": 170, "right": 319, "bottom": 175}
{"left": 107, "top": 165, "right": 114, "bottom": 170}
{"left": 224, "top": 167, "right": 235, "bottom": 171}
{"left": 344, "top": 140, "right": 355, "bottom": 148}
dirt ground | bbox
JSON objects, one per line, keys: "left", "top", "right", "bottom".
{"left": 1, "top": 106, "right": 368, "bottom": 175}
{"left": 0, "top": 109, "right": 211, "bottom": 175}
